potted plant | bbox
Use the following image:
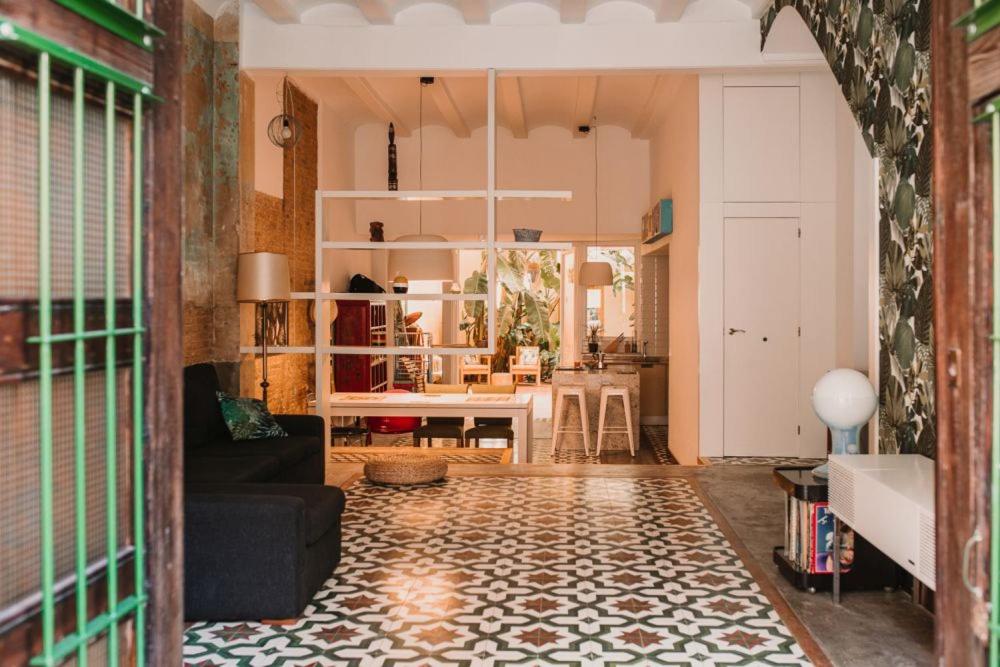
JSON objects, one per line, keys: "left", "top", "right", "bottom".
{"left": 587, "top": 322, "right": 602, "bottom": 355}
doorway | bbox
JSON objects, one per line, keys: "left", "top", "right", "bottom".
{"left": 723, "top": 217, "right": 801, "bottom": 457}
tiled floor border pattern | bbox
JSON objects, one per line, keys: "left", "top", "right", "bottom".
{"left": 183, "top": 474, "right": 824, "bottom": 666}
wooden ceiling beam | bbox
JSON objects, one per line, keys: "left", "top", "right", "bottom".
{"left": 572, "top": 76, "right": 599, "bottom": 138}
{"left": 342, "top": 77, "right": 411, "bottom": 135}
{"left": 458, "top": 0, "right": 491, "bottom": 24}
{"left": 428, "top": 79, "right": 471, "bottom": 138}
{"left": 500, "top": 77, "right": 528, "bottom": 139}
{"left": 632, "top": 76, "right": 680, "bottom": 139}
{"left": 656, "top": 0, "right": 689, "bottom": 21}
{"left": 560, "top": 0, "right": 587, "bottom": 23}
{"left": 355, "top": 0, "right": 394, "bottom": 24}
{"left": 253, "top": 0, "right": 301, "bottom": 22}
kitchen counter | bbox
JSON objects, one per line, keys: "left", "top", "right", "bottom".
{"left": 551, "top": 368, "right": 640, "bottom": 451}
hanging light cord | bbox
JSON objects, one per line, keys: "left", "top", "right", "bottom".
{"left": 419, "top": 79, "right": 424, "bottom": 235}
{"left": 593, "top": 117, "right": 599, "bottom": 245}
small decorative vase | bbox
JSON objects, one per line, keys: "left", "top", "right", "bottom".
{"left": 369, "top": 221, "right": 385, "bottom": 242}
{"left": 588, "top": 342, "right": 599, "bottom": 354}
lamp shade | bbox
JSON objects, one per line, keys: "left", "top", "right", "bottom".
{"left": 236, "top": 252, "right": 291, "bottom": 302}
{"left": 578, "top": 261, "right": 614, "bottom": 287}
{"left": 387, "top": 234, "right": 455, "bottom": 281}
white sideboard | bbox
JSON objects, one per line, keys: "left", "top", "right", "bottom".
{"left": 828, "top": 454, "right": 936, "bottom": 590}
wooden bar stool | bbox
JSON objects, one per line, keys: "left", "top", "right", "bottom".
{"left": 597, "top": 385, "right": 635, "bottom": 456}
{"left": 552, "top": 386, "right": 590, "bottom": 455}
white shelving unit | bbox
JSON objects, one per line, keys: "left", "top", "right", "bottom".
{"left": 297, "top": 69, "right": 572, "bottom": 447}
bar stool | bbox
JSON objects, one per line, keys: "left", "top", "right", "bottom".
{"left": 597, "top": 385, "right": 635, "bottom": 456}
{"left": 552, "top": 386, "right": 590, "bottom": 454}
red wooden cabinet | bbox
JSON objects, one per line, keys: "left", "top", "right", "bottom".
{"left": 333, "top": 300, "right": 388, "bottom": 392}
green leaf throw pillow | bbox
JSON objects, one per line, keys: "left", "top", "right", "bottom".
{"left": 216, "top": 391, "right": 288, "bottom": 441}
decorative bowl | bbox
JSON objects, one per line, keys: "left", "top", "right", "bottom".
{"left": 513, "top": 228, "right": 542, "bottom": 242}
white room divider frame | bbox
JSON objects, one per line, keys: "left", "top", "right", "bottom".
{"left": 260, "top": 69, "right": 575, "bottom": 446}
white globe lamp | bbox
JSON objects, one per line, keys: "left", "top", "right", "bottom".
{"left": 811, "top": 369, "right": 877, "bottom": 477}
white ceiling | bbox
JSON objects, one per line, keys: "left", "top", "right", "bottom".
{"left": 196, "top": 0, "right": 771, "bottom": 25}
{"left": 261, "top": 72, "right": 692, "bottom": 138}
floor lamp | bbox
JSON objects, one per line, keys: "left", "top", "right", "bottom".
{"left": 237, "top": 252, "right": 291, "bottom": 407}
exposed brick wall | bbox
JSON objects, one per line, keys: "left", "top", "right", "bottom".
{"left": 245, "top": 82, "right": 317, "bottom": 413}
{"left": 183, "top": 4, "right": 316, "bottom": 409}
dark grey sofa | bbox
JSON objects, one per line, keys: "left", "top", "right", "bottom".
{"left": 182, "top": 363, "right": 344, "bottom": 621}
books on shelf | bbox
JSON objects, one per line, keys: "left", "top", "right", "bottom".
{"left": 785, "top": 497, "right": 854, "bottom": 575}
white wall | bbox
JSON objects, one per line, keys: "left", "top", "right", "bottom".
{"left": 349, "top": 123, "right": 649, "bottom": 242}
{"left": 697, "top": 70, "right": 874, "bottom": 459}
{"left": 649, "top": 74, "right": 700, "bottom": 465}
{"left": 318, "top": 104, "right": 371, "bottom": 293}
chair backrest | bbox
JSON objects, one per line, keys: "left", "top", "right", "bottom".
{"left": 399, "top": 356, "right": 426, "bottom": 393}
{"left": 470, "top": 383, "right": 516, "bottom": 395}
{"left": 425, "top": 383, "right": 470, "bottom": 394}
{"left": 516, "top": 346, "right": 540, "bottom": 365}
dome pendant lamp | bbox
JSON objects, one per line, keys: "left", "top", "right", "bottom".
{"left": 578, "top": 119, "right": 613, "bottom": 287}
{"left": 388, "top": 76, "right": 453, "bottom": 281}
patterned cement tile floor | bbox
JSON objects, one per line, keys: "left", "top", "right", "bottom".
{"left": 183, "top": 476, "right": 814, "bottom": 666}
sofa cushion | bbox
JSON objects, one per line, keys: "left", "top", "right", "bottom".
{"left": 194, "top": 435, "right": 322, "bottom": 469}
{"left": 184, "top": 455, "right": 282, "bottom": 484}
{"left": 216, "top": 391, "right": 288, "bottom": 441}
{"left": 186, "top": 483, "right": 347, "bottom": 545}
{"left": 184, "top": 364, "right": 232, "bottom": 449}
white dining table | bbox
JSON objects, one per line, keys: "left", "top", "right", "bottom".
{"left": 324, "top": 391, "right": 535, "bottom": 463}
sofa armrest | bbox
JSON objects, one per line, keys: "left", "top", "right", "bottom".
{"left": 184, "top": 493, "right": 307, "bottom": 620}
{"left": 274, "top": 413, "right": 325, "bottom": 438}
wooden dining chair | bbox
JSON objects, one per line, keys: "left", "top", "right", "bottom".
{"left": 460, "top": 354, "right": 492, "bottom": 384}
{"left": 509, "top": 345, "right": 542, "bottom": 386}
{"left": 465, "top": 384, "right": 516, "bottom": 448}
{"left": 414, "top": 383, "right": 469, "bottom": 447}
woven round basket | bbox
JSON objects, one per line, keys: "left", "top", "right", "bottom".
{"left": 364, "top": 453, "right": 448, "bottom": 486}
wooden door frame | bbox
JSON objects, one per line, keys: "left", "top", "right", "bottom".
{"left": 932, "top": 0, "right": 995, "bottom": 663}
{"left": 148, "top": 0, "right": 184, "bottom": 664}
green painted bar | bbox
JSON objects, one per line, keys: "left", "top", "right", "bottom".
{"left": 72, "top": 65, "right": 89, "bottom": 667}
{"left": 36, "top": 50, "right": 56, "bottom": 667}
{"left": 29, "top": 595, "right": 144, "bottom": 666}
{"left": 0, "top": 20, "right": 156, "bottom": 98}
{"left": 28, "top": 326, "right": 146, "bottom": 344}
{"left": 104, "top": 80, "right": 120, "bottom": 665}
{"left": 991, "top": 110, "right": 1000, "bottom": 666}
{"left": 131, "top": 91, "right": 147, "bottom": 666}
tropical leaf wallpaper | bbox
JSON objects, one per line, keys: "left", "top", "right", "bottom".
{"left": 762, "top": 0, "right": 933, "bottom": 457}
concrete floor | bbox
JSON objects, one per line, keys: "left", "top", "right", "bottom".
{"left": 696, "top": 464, "right": 935, "bottom": 667}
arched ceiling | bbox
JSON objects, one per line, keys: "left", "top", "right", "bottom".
{"left": 262, "top": 72, "right": 692, "bottom": 139}
{"left": 197, "top": 0, "right": 771, "bottom": 25}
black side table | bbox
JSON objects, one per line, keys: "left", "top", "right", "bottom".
{"left": 773, "top": 467, "right": 897, "bottom": 595}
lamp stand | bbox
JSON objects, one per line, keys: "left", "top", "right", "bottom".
{"left": 260, "top": 302, "right": 271, "bottom": 407}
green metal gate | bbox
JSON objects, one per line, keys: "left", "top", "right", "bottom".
{"left": 0, "top": 1, "right": 160, "bottom": 664}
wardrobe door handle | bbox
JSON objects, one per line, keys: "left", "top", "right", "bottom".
{"left": 727, "top": 328, "right": 746, "bottom": 335}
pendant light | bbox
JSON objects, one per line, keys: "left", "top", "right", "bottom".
{"left": 388, "top": 77, "right": 454, "bottom": 281}
{"left": 578, "top": 118, "right": 614, "bottom": 287}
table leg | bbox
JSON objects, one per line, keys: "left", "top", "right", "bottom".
{"left": 833, "top": 515, "right": 841, "bottom": 605}
{"left": 515, "top": 410, "right": 529, "bottom": 465}
{"left": 525, "top": 405, "right": 534, "bottom": 463}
